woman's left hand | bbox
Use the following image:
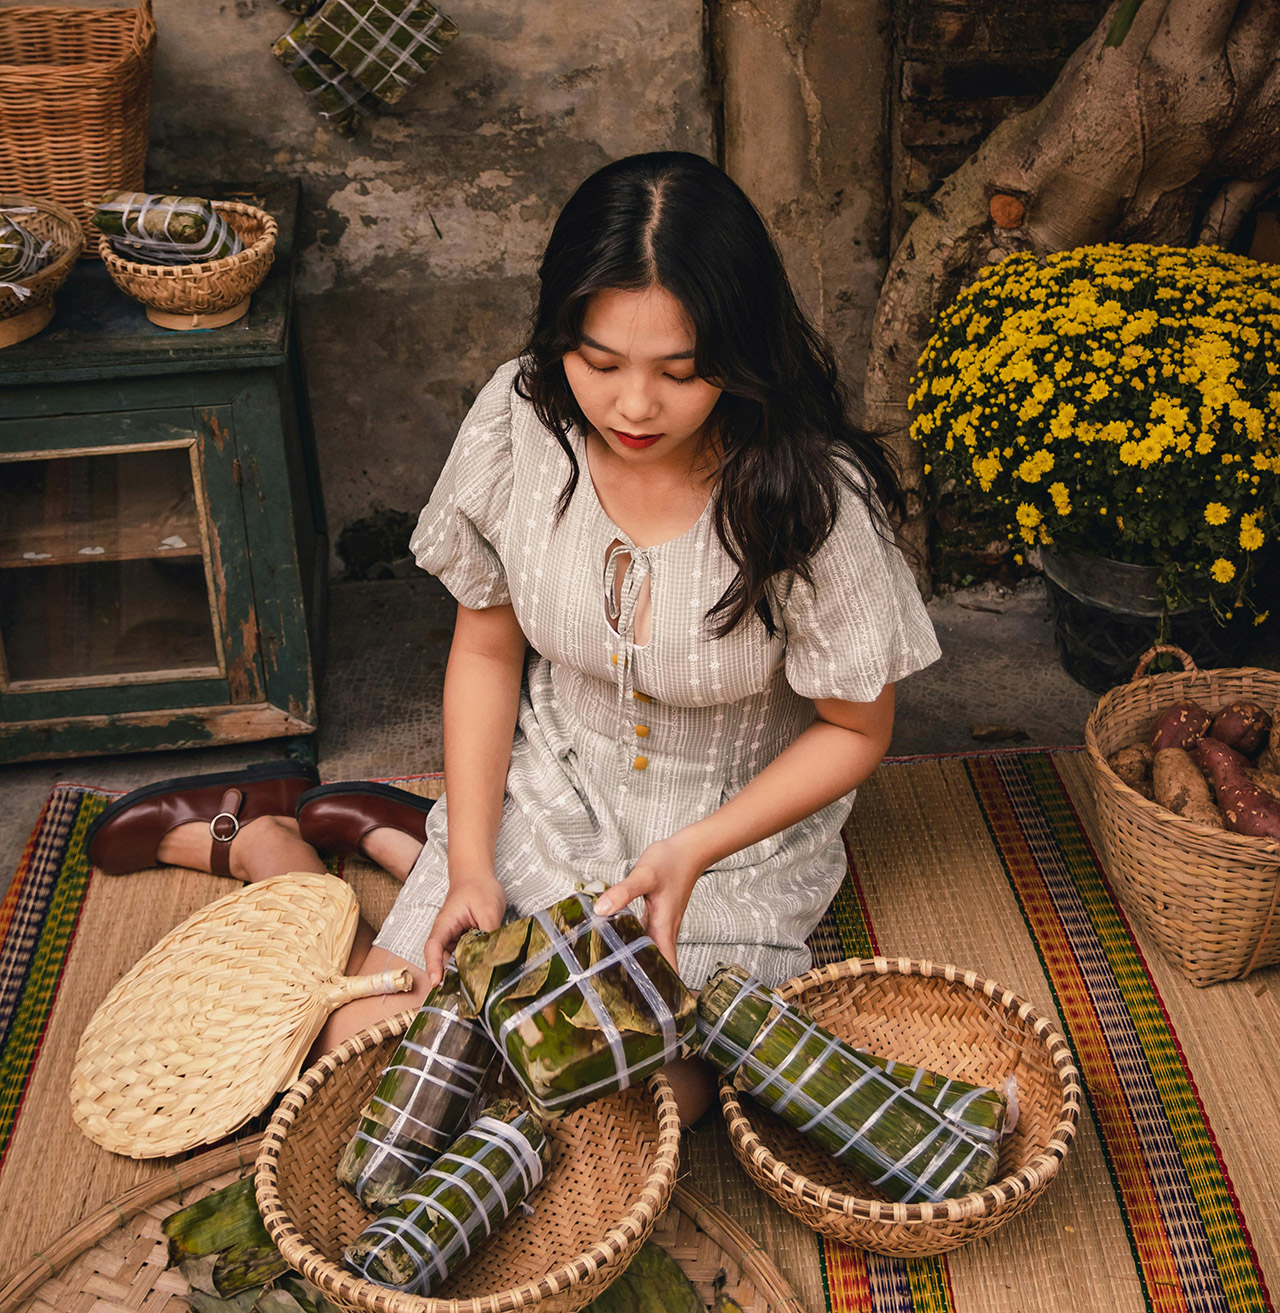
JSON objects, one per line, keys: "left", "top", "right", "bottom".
{"left": 593, "top": 834, "right": 705, "bottom": 973}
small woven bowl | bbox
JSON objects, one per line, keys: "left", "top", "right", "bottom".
{"left": 256, "top": 1010, "right": 683, "bottom": 1313}
{"left": 0, "top": 194, "right": 84, "bottom": 347}
{"left": 719, "top": 957, "right": 1081, "bottom": 1256}
{"left": 96, "top": 200, "right": 276, "bottom": 327}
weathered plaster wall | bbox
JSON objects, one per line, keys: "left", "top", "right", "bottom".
{"left": 139, "top": 0, "right": 712, "bottom": 567}
{"left": 714, "top": 0, "right": 894, "bottom": 416}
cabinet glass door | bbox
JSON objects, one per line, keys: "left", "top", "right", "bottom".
{"left": 0, "top": 445, "right": 222, "bottom": 689}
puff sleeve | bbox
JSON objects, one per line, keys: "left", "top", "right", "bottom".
{"left": 409, "top": 362, "right": 518, "bottom": 609}
{"left": 781, "top": 478, "right": 941, "bottom": 703}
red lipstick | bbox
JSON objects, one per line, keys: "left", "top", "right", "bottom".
{"left": 611, "top": 428, "right": 662, "bottom": 450}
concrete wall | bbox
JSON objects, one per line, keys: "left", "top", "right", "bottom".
{"left": 139, "top": 0, "right": 712, "bottom": 568}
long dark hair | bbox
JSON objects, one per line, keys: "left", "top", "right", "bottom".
{"left": 516, "top": 151, "right": 904, "bottom": 638}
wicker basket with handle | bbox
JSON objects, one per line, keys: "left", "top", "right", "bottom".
{"left": 0, "top": 0, "right": 156, "bottom": 254}
{"left": 255, "top": 1009, "right": 684, "bottom": 1313}
{"left": 718, "top": 956, "right": 1081, "bottom": 1256}
{"left": 1084, "top": 644, "right": 1280, "bottom": 985}
{"left": 98, "top": 200, "right": 278, "bottom": 328}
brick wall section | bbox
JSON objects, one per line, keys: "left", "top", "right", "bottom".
{"left": 890, "top": 0, "right": 1112, "bottom": 247}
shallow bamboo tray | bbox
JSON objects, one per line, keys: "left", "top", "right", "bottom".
{"left": 97, "top": 200, "right": 276, "bottom": 328}
{"left": 719, "top": 956, "right": 1081, "bottom": 1256}
{"left": 256, "top": 1010, "right": 684, "bottom": 1313}
{"left": 0, "top": 1140, "right": 803, "bottom": 1313}
{"left": 1084, "top": 645, "right": 1280, "bottom": 985}
{"left": 0, "top": 194, "right": 83, "bottom": 347}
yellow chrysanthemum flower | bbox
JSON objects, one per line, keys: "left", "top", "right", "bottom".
{"left": 1211, "top": 558, "right": 1236, "bottom": 583}
{"left": 1239, "top": 514, "right": 1264, "bottom": 551}
{"left": 1204, "top": 502, "right": 1230, "bottom": 526}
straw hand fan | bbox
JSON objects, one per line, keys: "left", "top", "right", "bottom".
{"left": 71, "top": 872, "right": 412, "bottom": 1158}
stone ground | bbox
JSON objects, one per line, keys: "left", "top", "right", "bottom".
{"left": 1, "top": 574, "right": 1273, "bottom": 899}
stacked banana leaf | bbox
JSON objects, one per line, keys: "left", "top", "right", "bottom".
{"left": 271, "top": 21, "right": 380, "bottom": 133}
{"left": 343, "top": 1100, "right": 549, "bottom": 1295}
{"left": 303, "top": 0, "right": 458, "bottom": 105}
{"left": 0, "top": 209, "right": 52, "bottom": 296}
{"left": 697, "top": 964, "right": 1012, "bottom": 1204}
{"left": 92, "top": 193, "right": 242, "bottom": 266}
{"left": 337, "top": 969, "right": 497, "bottom": 1210}
{"left": 455, "top": 892, "right": 697, "bottom": 1120}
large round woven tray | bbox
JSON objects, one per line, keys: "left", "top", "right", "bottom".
{"left": 1084, "top": 645, "right": 1280, "bottom": 986}
{"left": 0, "top": 1139, "right": 804, "bottom": 1313}
{"left": 97, "top": 200, "right": 277, "bottom": 325}
{"left": 256, "top": 1010, "right": 684, "bottom": 1313}
{"left": 0, "top": 194, "right": 83, "bottom": 347}
{"left": 719, "top": 956, "right": 1081, "bottom": 1256}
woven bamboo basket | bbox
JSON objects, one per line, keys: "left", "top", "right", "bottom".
{"left": 1084, "top": 645, "right": 1280, "bottom": 986}
{"left": 0, "top": 0, "right": 155, "bottom": 254}
{"left": 0, "top": 1142, "right": 803, "bottom": 1313}
{"left": 256, "top": 1010, "right": 684, "bottom": 1313}
{"left": 719, "top": 956, "right": 1081, "bottom": 1256}
{"left": 97, "top": 201, "right": 277, "bottom": 329}
{"left": 0, "top": 194, "right": 82, "bottom": 347}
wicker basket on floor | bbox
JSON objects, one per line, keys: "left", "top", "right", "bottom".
{"left": 98, "top": 201, "right": 277, "bottom": 328}
{"left": 255, "top": 1010, "right": 683, "bottom": 1313}
{"left": 0, "top": 0, "right": 156, "bottom": 253}
{"left": 0, "top": 194, "right": 82, "bottom": 347}
{"left": 719, "top": 956, "right": 1081, "bottom": 1256}
{"left": 1084, "top": 645, "right": 1280, "bottom": 985}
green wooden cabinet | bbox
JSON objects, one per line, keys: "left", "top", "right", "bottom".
{"left": 0, "top": 182, "right": 327, "bottom": 762}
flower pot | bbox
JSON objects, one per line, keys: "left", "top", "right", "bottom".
{"left": 1041, "top": 549, "right": 1253, "bottom": 693}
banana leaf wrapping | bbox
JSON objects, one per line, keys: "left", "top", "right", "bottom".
{"left": 272, "top": 20, "right": 380, "bottom": 133}
{"left": 343, "top": 1100, "right": 549, "bottom": 1294}
{"left": 304, "top": 0, "right": 458, "bottom": 106}
{"left": 456, "top": 893, "right": 696, "bottom": 1121}
{"left": 0, "top": 209, "right": 52, "bottom": 297}
{"left": 337, "top": 969, "right": 497, "bottom": 1210}
{"left": 697, "top": 965, "right": 1011, "bottom": 1204}
{"left": 92, "top": 193, "right": 243, "bottom": 266}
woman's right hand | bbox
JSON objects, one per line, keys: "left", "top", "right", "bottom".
{"left": 422, "top": 872, "right": 507, "bottom": 990}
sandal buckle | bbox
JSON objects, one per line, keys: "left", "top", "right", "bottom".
{"left": 209, "top": 812, "right": 240, "bottom": 844}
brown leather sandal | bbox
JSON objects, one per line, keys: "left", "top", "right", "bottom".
{"left": 86, "top": 761, "right": 320, "bottom": 876}
{"left": 295, "top": 781, "right": 435, "bottom": 858}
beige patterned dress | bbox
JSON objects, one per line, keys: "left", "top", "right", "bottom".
{"left": 374, "top": 361, "right": 941, "bottom": 987}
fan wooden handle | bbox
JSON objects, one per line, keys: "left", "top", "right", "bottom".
{"left": 324, "top": 968, "right": 414, "bottom": 1008}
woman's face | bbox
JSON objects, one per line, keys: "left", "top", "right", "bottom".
{"left": 563, "top": 285, "right": 723, "bottom": 472}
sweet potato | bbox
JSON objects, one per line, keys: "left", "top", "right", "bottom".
{"left": 1208, "top": 701, "right": 1273, "bottom": 757}
{"left": 1191, "top": 739, "right": 1280, "bottom": 839}
{"left": 1152, "top": 749, "right": 1223, "bottom": 828}
{"left": 1247, "top": 769, "right": 1280, "bottom": 803}
{"left": 1108, "top": 744, "right": 1155, "bottom": 797}
{"left": 1149, "top": 701, "right": 1212, "bottom": 752}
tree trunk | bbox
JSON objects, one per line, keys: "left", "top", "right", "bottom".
{"left": 865, "top": 0, "right": 1280, "bottom": 595}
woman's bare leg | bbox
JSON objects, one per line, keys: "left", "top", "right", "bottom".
{"left": 156, "top": 815, "right": 327, "bottom": 879}
{"left": 361, "top": 826, "right": 424, "bottom": 882}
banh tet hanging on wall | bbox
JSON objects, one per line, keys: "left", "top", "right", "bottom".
{"left": 696, "top": 963, "right": 1015, "bottom": 1203}
{"left": 343, "top": 1100, "right": 551, "bottom": 1295}
{"left": 455, "top": 892, "right": 697, "bottom": 1121}
{"left": 92, "top": 192, "right": 242, "bottom": 265}
{"left": 337, "top": 969, "right": 498, "bottom": 1211}
{"left": 303, "top": 0, "right": 459, "bottom": 105}
{"left": 272, "top": 20, "right": 380, "bottom": 134}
